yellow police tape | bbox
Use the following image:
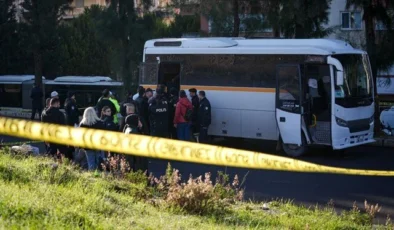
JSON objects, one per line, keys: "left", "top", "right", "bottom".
{"left": 0, "top": 117, "right": 393, "bottom": 177}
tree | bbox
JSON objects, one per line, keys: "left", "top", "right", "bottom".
{"left": 201, "top": 0, "right": 270, "bottom": 37}
{"left": 0, "top": 0, "right": 16, "bottom": 47}
{"left": 167, "top": 14, "right": 201, "bottom": 37}
{"left": 232, "top": 0, "right": 240, "bottom": 36}
{"left": 20, "top": 0, "right": 72, "bottom": 85}
{"left": 172, "top": 0, "right": 331, "bottom": 38}
{"left": 346, "top": 0, "right": 394, "bottom": 91}
{"left": 271, "top": 0, "right": 333, "bottom": 38}
{"left": 263, "top": 0, "right": 281, "bottom": 37}
{"left": 0, "top": 0, "right": 28, "bottom": 74}
{"left": 0, "top": 0, "right": 15, "bottom": 74}
{"left": 96, "top": 0, "right": 140, "bottom": 89}
{"left": 56, "top": 7, "right": 111, "bottom": 76}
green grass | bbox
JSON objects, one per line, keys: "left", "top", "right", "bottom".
{"left": 0, "top": 149, "right": 391, "bottom": 230}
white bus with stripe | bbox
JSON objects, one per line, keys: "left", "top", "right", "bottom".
{"left": 139, "top": 37, "right": 375, "bottom": 156}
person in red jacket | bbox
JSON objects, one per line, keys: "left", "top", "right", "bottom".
{"left": 173, "top": 90, "right": 193, "bottom": 141}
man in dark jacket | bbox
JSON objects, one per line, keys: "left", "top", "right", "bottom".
{"left": 96, "top": 89, "right": 116, "bottom": 117}
{"left": 149, "top": 89, "right": 169, "bottom": 138}
{"left": 119, "top": 103, "right": 143, "bottom": 133}
{"left": 64, "top": 91, "right": 80, "bottom": 160}
{"left": 134, "top": 87, "right": 147, "bottom": 118}
{"left": 123, "top": 114, "right": 148, "bottom": 173}
{"left": 197, "top": 91, "right": 211, "bottom": 144}
{"left": 64, "top": 91, "right": 80, "bottom": 127}
{"left": 134, "top": 87, "right": 150, "bottom": 134}
{"left": 145, "top": 88, "right": 153, "bottom": 101}
{"left": 188, "top": 88, "right": 200, "bottom": 137}
{"left": 168, "top": 88, "right": 179, "bottom": 139}
{"left": 41, "top": 98, "right": 67, "bottom": 157}
{"left": 102, "top": 107, "right": 118, "bottom": 131}
{"left": 141, "top": 88, "right": 153, "bottom": 133}
{"left": 120, "top": 90, "right": 135, "bottom": 117}
{"left": 30, "top": 84, "right": 44, "bottom": 120}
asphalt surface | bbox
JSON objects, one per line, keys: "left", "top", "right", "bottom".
{"left": 1, "top": 134, "right": 394, "bottom": 223}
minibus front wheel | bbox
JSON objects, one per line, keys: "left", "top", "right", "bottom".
{"left": 280, "top": 134, "right": 308, "bottom": 158}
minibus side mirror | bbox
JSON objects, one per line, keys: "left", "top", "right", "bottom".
{"left": 336, "top": 71, "right": 344, "bottom": 86}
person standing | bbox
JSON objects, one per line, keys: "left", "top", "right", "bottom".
{"left": 41, "top": 98, "right": 67, "bottom": 158}
{"left": 188, "top": 88, "right": 200, "bottom": 139}
{"left": 45, "top": 91, "right": 59, "bottom": 110}
{"left": 119, "top": 90, "right": 136, "bottom": 135}
{"left": 145, "top": 88, "right": 153, "bottom": 101}
{"left": 108, "top": 91, "right": 120, "bottom": 125}
{"left": 64, "top": 91, "right": 80, "bottom": 160}
{"left": 142, "top": 88, "right": 153, "bottom": 134}
{"left": 173, "top": 90, "right": 192, "bottom": 141}
{"left": 197, "top": 91, "right": 211, "bottom": 144}
{"left": 168, "top": 88, "right": 179, "bottom": 139}
{"left": 123, "top": 113, "right": 148, "bottom": 173}
{"left": 79, "top": 107, "right": 105, "bottom": 170}
{"left": 119, "top": 104, "right": 143, "bottom": 169}
{"left": 64, "top": 91, "right": 80, "bottom": 127}
{"left": 30, "top": 84, "right": 43, "bottom": 120}
{"left": 134, "top": 87, "right": 150, "bottom": 135}
{"left": 133, "top": 86, "right": 144, "bottom": 101}
{"left": 149, "top": 89, "right": 169, "bottom": 138}
{"left": 101, "top": 106, "right": 118, "bottom": 131}
{"left": 119, "top": 103, "right": 143, "bottom": 132}
{"left": 134, "top": 87, "right": 146, "bottom": 117}
{"left": 96, "top": 89, "right": 116, "bottom": 118}
{"left": 43, "top": 91, "right": 59, "bottom": 154}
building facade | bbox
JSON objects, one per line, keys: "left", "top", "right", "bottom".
{"left": 14, "top": 0, "right": 109, "bottom": 21}
{"left": 65, "top": 0, "right": 109, "bottom": 19}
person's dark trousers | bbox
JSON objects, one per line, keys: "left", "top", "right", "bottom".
{"left": 177, "top": 123, "right": 190, "bottom": 141}
{"left": 31, "top": 107, "right": 42, "bottom": 120}
{"left": 45, "top": 142, "right": 49, "bottom": 153}
{"left": 47, "top": 144, "right": 69, "bottom": 160}
{"left": 64, "top": 146, "right": 74, "bottom": 161}
{"left": 151, "top": 132, "right": 169, "bottom": 138}
{"left": 199, "top": 126, "right": 209, "bottom": 144}
{"left": 132, "top": 156, "right": 149, "bottom": 173}
{"left": 170, "top": 126, "right": 178, "bottom": 139}
{"left": 48, "top": 143, "right": 60, "bottom": 158}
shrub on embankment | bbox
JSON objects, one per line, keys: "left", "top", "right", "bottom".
{"left": 0, "top": 148, "right": 391, "bottom": 229}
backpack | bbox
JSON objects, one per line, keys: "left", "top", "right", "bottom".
{"left": 184, "top": 108, "right": 193, "bottom": 122}
{"left": 123, "top": 114, "right": 140, "bottom": 133}
{"left": 124, "top": 126, "right": 138, "bottom": 134}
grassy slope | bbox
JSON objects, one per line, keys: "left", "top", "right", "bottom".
{"left": 0, "top": 150, "right": 389, "bottom": 230}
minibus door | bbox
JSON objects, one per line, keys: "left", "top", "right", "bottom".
{"left": 139, "top": 62, "right": 159, "bottom": 87}
{"left": 275, "top": 65, "right": 303, "bottom": 146}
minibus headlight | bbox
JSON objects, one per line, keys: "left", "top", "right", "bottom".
{"left": 335, "top": 117, "right": 348, "bottom": 127}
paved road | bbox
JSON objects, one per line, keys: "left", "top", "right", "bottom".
{"left": 1, "top": 134, "right": 394, "bottom": 223}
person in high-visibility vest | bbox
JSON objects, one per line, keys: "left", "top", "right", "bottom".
{"left": 109, "top": 91, "right": 120, "bottom": 124}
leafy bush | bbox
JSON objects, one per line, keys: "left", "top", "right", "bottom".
{"left": 149, "top": 164, "right": 244, "bottom": 214}
{"left": 101, "top": 153, "right": 130, "bottom": 179}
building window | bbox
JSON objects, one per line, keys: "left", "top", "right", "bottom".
{"left": 75, "top": 0, "right": 84, "bottom": 8}
{"left": 341, "top": 12, "right": 362, "bottom": 30}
